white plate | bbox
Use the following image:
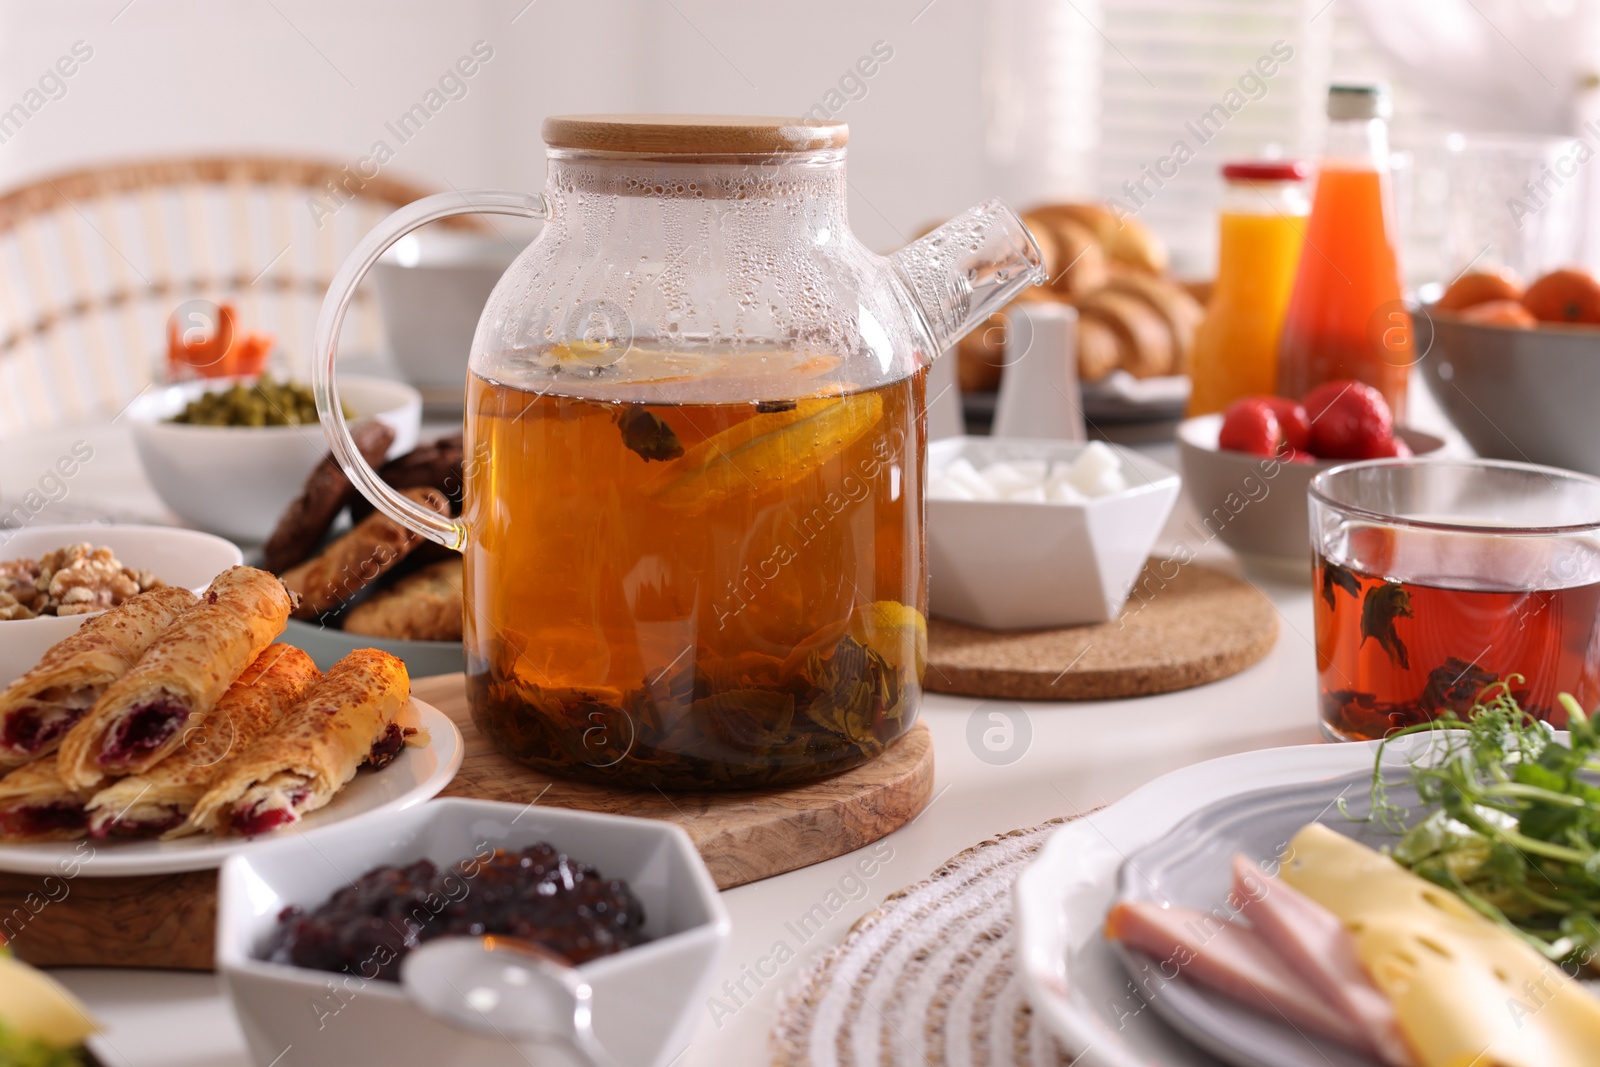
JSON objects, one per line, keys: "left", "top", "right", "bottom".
{"left": 1013, "top": 740, "right": 1391, "bottom": 1067}
{"left": 281, "top": 617, "right": 462, "bottom": 678}
{"left": 1080, "top": 371, "right": 1190, "bottom": 422}
{"left": 0, "top": 698, "right": 462, "bottom": 877}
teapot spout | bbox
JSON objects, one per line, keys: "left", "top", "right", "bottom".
{"left": 888, "top": 198, "right": 1047, "bottom": 356}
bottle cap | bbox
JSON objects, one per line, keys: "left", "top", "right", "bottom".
{"left": 1326, "top": 84, "right": 1391, "bottom": 121}
{"left": 1221, "top": 161, "right": 1310, "bottom": 182}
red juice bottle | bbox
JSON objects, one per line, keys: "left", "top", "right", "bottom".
{"left": 1276, "top": 84, "right": 1411, "bottom": 421}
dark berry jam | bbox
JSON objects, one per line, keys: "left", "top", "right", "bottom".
{"left": 232, "top": 793, "right": 307, "bottom": 836}
{"left": 100, "top": 699, "right": 187, "bottom": 766}
{"left": 265, "top": 844, "right": 648, "bottom": 980}
{"left": 2, "top": 706, "right": 76, "bottom": 756}
{"left": 0, "top": 801, "right": 87, "bottom": 838}
{"left": 91, "top": 805, "right": 184, "bottom": 839}
{"left": 362, "top": 723, "right": 411, "bottom": 771}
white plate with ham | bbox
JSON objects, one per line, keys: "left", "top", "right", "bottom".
{"left": 1016, "top": 739, "right": 1495, "bottom": 1067}
{"left": 1101, "top": 774, "right": 1411, "bottom": 1067}
{"left": 0, "top": 698, "right": 461, "bottom": 876}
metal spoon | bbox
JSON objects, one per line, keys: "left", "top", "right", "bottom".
{"left": 401, "top": 936, "right": 619, "bottom": 1067}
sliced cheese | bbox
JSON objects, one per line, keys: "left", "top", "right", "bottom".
{"left": 1281, "top": 824, "right": 1600, "bottom": 1067}
{"left": 0, "top": 952, "right": 97, "bottom": 1047}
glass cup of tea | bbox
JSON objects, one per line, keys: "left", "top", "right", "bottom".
{"left": 1309, "top": 458, "right": 1600, "bottom": 742}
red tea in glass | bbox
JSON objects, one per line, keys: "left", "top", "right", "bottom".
{"left": 1310, "top": 461, "right": 1600, "bottom": 742}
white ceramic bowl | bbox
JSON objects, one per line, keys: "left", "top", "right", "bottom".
{"left": 1422, "top": 315, "right": 1600, "bottom": 475}
{"left": 217, "top": 798, "right": 729, "bottom": 1067}
{"left": 128, "top": 375, "right": 421, "bottom": 543}
{"left": 1176, "top": 415, "right": 1445, "bottom": 573}
{"left": 373, "top": 229, "right": 528, "bottom": 395}
{"left": 0, "top": 523, "right": 243, "bottom": 688}
{"left": 928, "top": 436, "right": 1181, "bottom": 630}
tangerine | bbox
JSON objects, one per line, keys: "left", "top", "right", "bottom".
{"left": 1434, "top": 269, "right": 1521, "bottom": 310}
{"left": 1521, "top": 267, "right": 1600, "bottom": 324}
{"left": 1457, "top": 299, "right": 1536, "bottom": 328}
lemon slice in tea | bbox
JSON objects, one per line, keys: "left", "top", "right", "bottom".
{"left": 652, "top": 392, "right": 884, "bottom": 510}
{"left": 849, "top": 600, "right": 928, "bottom": 676}
{"left": 548, "top": 340, "right": 624, "bottom": 369}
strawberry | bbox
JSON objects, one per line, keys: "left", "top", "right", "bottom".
{"left": 1370, "top": 434, "right": 1412, "bottom": 458}
{"left": 1280, "top": 447, "right": 1317, "bottom": 464}
{"left": 1302, "top": 380, "right": 1394, "bottom": 459}
{"left": 1218, "top": 398, "right": 1282, "bottom": 457}
{"left": 1262, "top": 397, "right": 1311, "bottom": 451}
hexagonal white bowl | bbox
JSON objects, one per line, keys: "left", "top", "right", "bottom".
{"left": 928, "top": 437, "right": 1181, "bottom": 630}
{"left": 217, "top": 798, "right": 730, "bottom": 1067}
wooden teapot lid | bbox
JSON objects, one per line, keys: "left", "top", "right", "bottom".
{"left": 542, "top": 114, "right": 848, "bottom": 155}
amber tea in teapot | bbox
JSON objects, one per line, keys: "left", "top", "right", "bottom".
{"left": 313, "top": 115, "right": 1045, "bottom": 789}
{"left": 465, "top": 351, "right": 926, "bottom": 787}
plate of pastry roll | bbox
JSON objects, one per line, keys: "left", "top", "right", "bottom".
{"left": 0, "top": 565, "right": 463, "bottom": 875}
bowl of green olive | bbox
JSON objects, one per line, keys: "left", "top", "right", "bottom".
{"left": 127, "top": 374, "right": 421, "bottom": 542}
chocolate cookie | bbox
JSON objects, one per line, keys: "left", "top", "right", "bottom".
{"left": 350, "top": 432, "right": 465, "bottom": 521}
{"left": 261, "top": 420, "right": 395, "bottom": 574}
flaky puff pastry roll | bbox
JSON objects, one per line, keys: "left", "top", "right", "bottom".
{"left": 57, "top": 566, "right": 292, "bottom": 790}
{"left": 85, "top": 644, "right": 320, "bottom": 839}
{"left": 0, "top": 586, "right": 198, "bottom": 769}
{"left": 0, "top": 758, "right": 96, "bottom": 842}
{"left": 281, "top": 487, "right": 449, "bottom": 621}
{"left": 189, "top": 648, "right": 410, "bottom": 837}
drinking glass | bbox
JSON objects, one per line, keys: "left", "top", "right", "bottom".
{"left": 1309, "top": 458, "right": 1600, "bottom": 742}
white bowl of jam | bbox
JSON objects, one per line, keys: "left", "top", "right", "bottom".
{"left": 216, "top": 797, "right": 729, "bottom": 1067}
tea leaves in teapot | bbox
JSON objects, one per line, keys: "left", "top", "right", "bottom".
{"left": 615, "top": 406, "right": 685, "bottom": 462}
{"left": 803, "top": 636, "right": 899, "bottom": 748}
{"left": 468, "top": 611, "right": 922, "bottom": 789}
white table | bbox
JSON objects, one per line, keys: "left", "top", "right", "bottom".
{"left": 0, "top": 417, "right": 1438, "bottom": 1067}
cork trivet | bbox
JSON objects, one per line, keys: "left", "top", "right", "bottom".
{"left": 925, "top": 559, "right": 1277, "bottom": 701}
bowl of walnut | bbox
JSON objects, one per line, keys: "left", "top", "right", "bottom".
{"left": 0, "top": 524, "right": 243, "bottom": 688}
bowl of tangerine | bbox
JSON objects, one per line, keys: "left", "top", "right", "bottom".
{"left": 1422, "top": 264, "right": 1600, "bottom": 477}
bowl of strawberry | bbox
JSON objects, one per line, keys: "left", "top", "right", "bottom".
{"left": 1177, "top": 380, "right": 1444, "bottom": 571}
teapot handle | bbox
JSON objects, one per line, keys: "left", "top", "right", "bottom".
{"left": 313, "top": 190, "right": 548, "bottom": 549}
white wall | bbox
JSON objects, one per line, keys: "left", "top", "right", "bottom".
{"left": 0, "top": 0, "right": 1005, "bottom": 253}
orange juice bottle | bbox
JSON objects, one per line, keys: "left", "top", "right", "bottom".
{"left": 1186, "top": 161, "right": 1309, "bottom": 415}
{"left": 1277, "top": 84, "right": 1411, "bottom": 420}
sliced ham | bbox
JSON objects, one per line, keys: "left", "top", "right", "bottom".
{"left": 1104, "top": 899, "right": 1379, "bottom": 1057}
{"left": 1233, "top": 854, "right": 1412, "bottom": 1067}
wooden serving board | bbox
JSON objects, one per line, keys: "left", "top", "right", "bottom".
{"left": 0, "top": 675, "right": 933, "bottom": 970}
{"left": 425, "top": 678, "right": 935, "bottom": 890}
{"left": 925, "top": 560, "right": 1278, "bottom": 700}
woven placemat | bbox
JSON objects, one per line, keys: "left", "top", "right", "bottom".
{"left": 771, "top": 819, "right": 1079, "bottom": 1067}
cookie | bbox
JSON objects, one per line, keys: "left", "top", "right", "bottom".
{"left": 261, "top": 420, "right": 395, "bottom": 574}
{"left": 350, "top": 432, "right": 465, "bottom": 522}
{"left": 343, "top": 558, "right": 463, "bottom": 641}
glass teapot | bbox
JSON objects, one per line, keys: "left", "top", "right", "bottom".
{"left": 314, "top": 115, "right": 1044, "bottom": 790}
